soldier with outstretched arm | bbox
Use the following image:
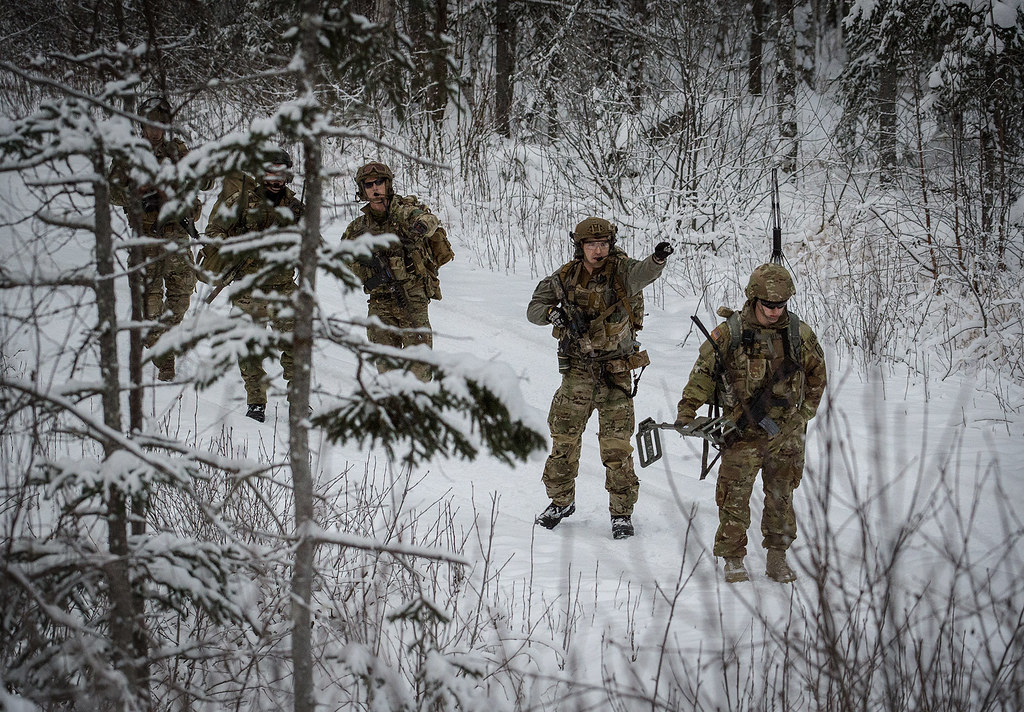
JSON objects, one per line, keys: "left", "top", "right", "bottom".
{"left": 675, "top": 263, "right": 827, "bottom": 582}
{"left": 528, "top": 217, "right": 673, "bottom": 539}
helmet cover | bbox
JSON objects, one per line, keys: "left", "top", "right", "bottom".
{"left": 745, "top": 263, "right": 796, "bottom": 301}
{"left": 139, "top": 96, "right": 172, "bottom": 124}
{"left": 263, "top": 148, "right": 294, "bottom": 183}
{"left": 355, "top": 161, "right": 395, "bottom": 199}
{"left": 571, "top": 217, "right": 617, "bottom": 244}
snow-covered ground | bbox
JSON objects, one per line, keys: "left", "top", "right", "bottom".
{"left": 144, "top": 218, "right": 1024, "bottom": 701}
{"left": 5, "top": 153, "right": 1022, "bottom": 704}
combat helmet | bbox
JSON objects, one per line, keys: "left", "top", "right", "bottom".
{"left": 745, "top": 263, "right": 796, "bottom": 302}
{"left": 355, "top": 161, "right": 395, "bottom": 201}
{"left": 570, "top": 216, "right": 617, "bottom": 258}
{"left": 263, "top": 147, "right": 294, "bottom": 184}
{"left": 139, "top": 96, "right": 172, "bottom": 124}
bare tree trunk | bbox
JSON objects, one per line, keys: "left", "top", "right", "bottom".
{"left": 776, "top": 0, "right": 798, "bottom": 175}
{"left": 495, "top": 0, "right": 514, "bottom": 136}
{"left": 409, "top": 0, "right": 429, "bottom": 102}
{"left": 912, "top": 86, "right": 939, "bottom": 282}
{"left": 979, "top": 123, "right": 993, "bottom": 250}
{"left": 428, "top": 0, "right": 448, "bottom": 123}
{"left": 292, "top": 4, "right": 321, "bottom": 711}
{"left": 878, "top": 60, "right": 898, "bottom": 182}
{"left": 94, "top": 151, "right": 148, "bottom": 710}
{"left": 749, "top": 0, "right": 764, "bottom": 95}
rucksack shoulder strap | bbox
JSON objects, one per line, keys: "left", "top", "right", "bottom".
{"left": 727, "top": 311, "right": 742, "bottom": 355}
{"left": 786, "top": 312, "right": 802, "bottom": 364}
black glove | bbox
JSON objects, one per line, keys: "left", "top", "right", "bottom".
{"left": 547, "top": 306, "right": 569, "bottom": 329}
{"left": 653, "top": 241, "right": 674, "bottom": 262}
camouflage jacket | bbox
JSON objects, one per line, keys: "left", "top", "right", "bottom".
{"left": 201, "top": 184, "right": 305, "bottom": 292}
{"left": 676, "top": 301, "right": 827, "bottom": 433}
{"left": 340, "top": 195, "right": 442, "bottom": 302}
{"left": 527, "top": 251, "right": 664, "bottom": 363}
{"left": 109, "top": 137, "right": 206, "bottom": 239}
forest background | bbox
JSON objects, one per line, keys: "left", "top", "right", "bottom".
{"left": 1, "top": 0, "right": 1023, "bottom": 710}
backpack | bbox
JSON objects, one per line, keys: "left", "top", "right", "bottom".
{"left": 209, "top": 171, "right": 259, "bottom": 226}
{"left": 397, "top": 196, "right": 453, "bottom": 300}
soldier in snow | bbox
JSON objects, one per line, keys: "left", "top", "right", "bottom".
{"left": 340, "top": 162, "right": 453, "bottom": 382}
{"left": 199, "top": 148, "right": 304, "bottom": 422}
{"left": 110, "top": 96, "right": 211, "bottom": 381}
{"left": 675, "top": 263, "right": 827, "bottom": 583}
{"left": 528, "top": 217, "right": 673, "bottom": 539}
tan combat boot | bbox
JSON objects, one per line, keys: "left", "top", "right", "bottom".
{"left": 723, "top": 557, "right": 748, "bottom": 583}
{"left": 766, "top": 549, "right": 796, "bottom": 583}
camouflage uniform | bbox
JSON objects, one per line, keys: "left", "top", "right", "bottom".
{"left": 528, "top": 238, "right": 666, "bottom": 517}
{"left": 676, "top": 267, "right": 827, "bottom": 562}
{"left": 110, "top": 135, "right": 207, "bottom": 376}
{"left": 201, "top": 183, "right": 304, "bottom": 405}
{"left": 341, "top": 165, "right": 447, "bottom": 382}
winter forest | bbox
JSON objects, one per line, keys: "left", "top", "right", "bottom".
{"left": 1, "top": 0, "right": 1023, "bottom": 710}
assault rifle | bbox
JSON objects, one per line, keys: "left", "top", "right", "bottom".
{"left": 204, "top": 256, "right": 253, "bottom": 304}
{"left": 139, "top": 186, "right": 203, "bottom": 244}
{"left": 362, "top": 253, "right": 409, "bottom": 309}
{"left": 180, "top": 214, "right": 201, "bottom": 243}
{"left": 730, "top": 357, "right": 798, "bottom": 438}
{"left": 549, "top": 274, "right": 594, "bottom": 360}
{"left": 557, "top": 303, "right": 592, "bottom": 359}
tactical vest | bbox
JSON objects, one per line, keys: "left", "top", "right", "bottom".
{"left": 716, "top": 307, "right": 805, "bottom": 408}
{"left": 557, "top": 252, "right": 644, "bottom": 354}
{"left": 219, "top": 186, "right": 303, "bottom": 290}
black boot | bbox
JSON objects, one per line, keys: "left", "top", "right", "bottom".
{"left": 246, "top": 403, "right": 266, "bottom": 422}
{"left": 535, "top": 501, "right": 575, "bottom": 529}
{"left": 611, "top": 515, "right": 635, "bottom": 539}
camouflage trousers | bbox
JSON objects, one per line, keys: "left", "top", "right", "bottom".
{"left": 366, "top": 294, "right": 433, "bottom": 382}
{"left": 233, "top": 293, "right": 294, "bottom": 405}
{"left": 542, "top": 364, "right": 639, "bottom": 517}
{"left": 713, "top": 424, "right": 806, "bottom": 559}
{"left": 141, "top": 240, "right": 197, "bottom": 370}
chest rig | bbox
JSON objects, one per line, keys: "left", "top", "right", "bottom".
{"left": 559, "top": 259, "right": 634, "bottom": 355}
{"left": 723, "top": 310, "right": 804, "bottom": 405}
